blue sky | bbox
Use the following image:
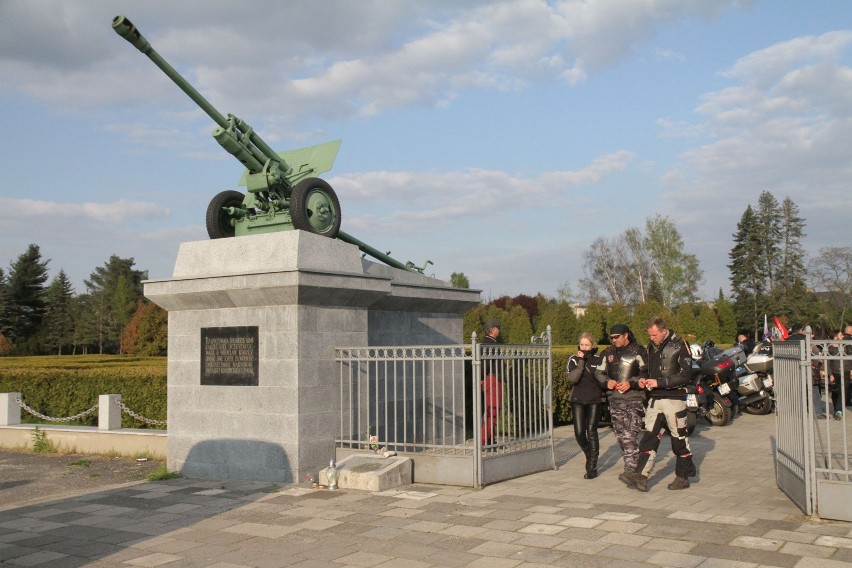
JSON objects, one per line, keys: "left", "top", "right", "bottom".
{"left": 2, "top": 0, "right": 852, "bottom": 302}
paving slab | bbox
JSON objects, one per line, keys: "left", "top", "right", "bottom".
{"left": 1, "top": 414, "right": 850, "bottom": 566}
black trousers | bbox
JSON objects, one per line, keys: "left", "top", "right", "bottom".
{"left": 572, "top": 402, "right": 602, "bottom": 452}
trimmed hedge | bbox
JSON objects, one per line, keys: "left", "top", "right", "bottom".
{"left": 1, "top": 347, "right": 582, "bottom": 430}
{"left": 552, "top": 346, "right": 573, "bottom": 426}
{"left": 0, "top": 356, "right": 166, "bottom": 429}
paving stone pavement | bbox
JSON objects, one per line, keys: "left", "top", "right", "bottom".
{"left": 1, "top": 413, "right": 850, "bottom": 567}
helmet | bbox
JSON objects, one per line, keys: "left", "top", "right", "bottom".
{"left": 689, "top": 343, "right": 703, "bottom": 360}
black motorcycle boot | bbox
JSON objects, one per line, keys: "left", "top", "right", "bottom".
{"left": 618, "top": 468, "right": 637, "bottom": 488}
{"left": 584, "top": 438, "right": 599, "bottom": 479}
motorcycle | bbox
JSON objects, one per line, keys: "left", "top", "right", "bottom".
{"left": 694, "top": 341, "right": 743, "bottom": 427}
{"left": 684, "top": 346, "right": 711, "bottom": 435}
{"left": 741, "top": 340, "right": 774, "bottom": 415}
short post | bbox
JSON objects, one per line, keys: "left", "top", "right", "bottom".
{"left": 99, "top": 394, "right": 122, "bottom": 430}
{"left": 1, "top": 393, "right": 21, "bottom": 426}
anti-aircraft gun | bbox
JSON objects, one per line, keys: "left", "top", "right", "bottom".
{"left": 112, "top": 15, "right": 430, "bottom": 273}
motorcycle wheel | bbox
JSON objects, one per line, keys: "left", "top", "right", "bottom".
{"left": 744, "top": 397, "right": 773, "bottom": 415}
{"left": 706, "top": 393, "right": 732, "bottom": 426}
{"left": 686, "top": 411, "right": 697, "bottom": 436}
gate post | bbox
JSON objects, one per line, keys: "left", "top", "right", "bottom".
{"left": 471, "top": 332, "right": 482, "bottom": 488}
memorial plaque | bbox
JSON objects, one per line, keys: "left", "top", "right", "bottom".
{"left": 201, "top": 326, "right": 259, "bottom": 386}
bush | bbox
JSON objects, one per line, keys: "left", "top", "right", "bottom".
{"left": 0, "top": 356, "right": 167, "bottom": 429}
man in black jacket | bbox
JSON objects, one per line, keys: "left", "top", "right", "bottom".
{"left": 594, "top": 324, "right": 648, "bottom": 487}
{"left": 633, "top": 316, "right": 697, "bottom": 492}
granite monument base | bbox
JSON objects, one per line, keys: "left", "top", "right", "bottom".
{"left": 144, "top": 231, "right": 479, "bottom": 482}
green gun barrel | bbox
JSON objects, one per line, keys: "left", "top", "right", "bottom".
{"left": 112, "top": 15, "right": 428, "bottom": 274}
{"left": 112, "top": 15, "right": 284, "bottom": 178}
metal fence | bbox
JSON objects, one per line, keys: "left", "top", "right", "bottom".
{"left": 775, "top": 338, "right": 851, "bottom": 521}
{"left": 335, "top": 328, "right": 554, "bottom": 487}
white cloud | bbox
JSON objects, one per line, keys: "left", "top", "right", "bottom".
{"left": 330, "top": 150, "right": 633, "bottom": 234}
{"left": 0, "top": 0, "right": 748, "bottom": 126}
{"left": 662, "top": 30, "right": 852, "bottom": 296}
{"left": 0, "top": 198, "right": 170, "bottom": 223}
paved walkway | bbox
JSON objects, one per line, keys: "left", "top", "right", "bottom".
{"left": 1, "top": 413, "right": 850, "bottom": 567}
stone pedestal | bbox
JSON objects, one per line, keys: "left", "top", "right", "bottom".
{"left": 144, "top": 231, "right": 479, "bottom": 482}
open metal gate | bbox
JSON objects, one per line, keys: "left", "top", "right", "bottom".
{"left": 775, "top": 338, "right": 852, "bottom": 521}
{"left": 335, "top": 328, "right": 554, "bottom": 487}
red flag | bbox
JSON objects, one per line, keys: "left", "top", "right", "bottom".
{"left": 774, "top": 317, "right": 789, "bottom": 340}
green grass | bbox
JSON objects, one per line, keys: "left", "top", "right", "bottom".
{"left": 31, "top": 427, "right": 55, "bottom": 453}
{"left": 146, "top": 464, "right": 181, "bottom": 481}
{"left": 69, "top": 459, "right": 91, "bottom": 467}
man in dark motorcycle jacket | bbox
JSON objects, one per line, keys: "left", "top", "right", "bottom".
{"left": 594, "top": 324, "right": 648, "bottom": 487}
{"left": 633, "top": 316, "right": 698, "bottom": 492}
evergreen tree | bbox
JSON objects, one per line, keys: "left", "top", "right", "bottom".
{"left": 695, "top": 303, "right": 721, "bottom": 344}
{"left": 675, "top": 304, "right": 698, "bottom": 343}
{"left": 729, "top": 205, "right": 766, "bottom": 332}
{"left": 605, "top": 303, "right": 630, "bottom": 338}
{"left": 504, "top": 304, "right": 533, "bottom": 344}
{"left": 577, "top": 302, "right": 609, "bottom": 346}
{"left": 0, "top": 267, "right": 7, "bottom": 347}
{"left": 630, "top": 300, "right": 671, "bottom": 346}
{"left": 755, "top": 191, "right": 783, "bottom": 293}
{"left": 714, "top": 290, "right": 739, "bottom": 344}
{"left": 533, "top": 296, "right": 579, "bottom": 345}
{"left": 463, "top": 303, "right": 486, "bottom": 342}
{"left": 71, "top": 293, "right": 98, "bottom": 354}
{"left": 44, "top": 270, "right": 76, "bottom": 355}
{"left": 773, "top": 196, "right": 810, "bottom": 315}
{"left": 83, "top": 255, "right": 147, "bottom": 354}
{"left": 0, "top": 244, "right": 49, "bottom": 352}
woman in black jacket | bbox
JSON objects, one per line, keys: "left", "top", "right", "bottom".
{"left": 567, "top": 332, "right": 605, "bottom": 479}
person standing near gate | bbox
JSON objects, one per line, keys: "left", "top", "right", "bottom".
{"left": 567, "top": 332, "right": 604, "bottom": 479}
{"left": 594, "top": 324, "right": 647, "bottom": 487}
{"left": 633, "top": 317, "right": 698, "bottom": 492}
{"left": 481, "top": 320, "right": 503, "bottom": 446}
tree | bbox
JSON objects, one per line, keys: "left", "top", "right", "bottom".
{"left": 755, "top": 191, "right": 783, "bottom": 293}
{"left": 809, "top": 246, "right": 852, "bottom": 329}
{"left": 579, "top": 236, "right": 632, "bottom": 305}
{"left": 729, "top": 205, "right": 766, "bottom": 332}
{"left": 777, "top": 197, "right": 807, "bottom": 298}
{"left": 121, "top": 300, "right": 168, "bottom": 356}
{"left": 624, "top": 227, "right": 651, "bottom": 304}
{"left": 675, "top": 304, "right": 698, "bottom": 343}
{"left": 730, "top": 193, "right": 813, "bottom": 333}
{"left": 449, "top": 272, "right": 470, "bottom": 288}
{"left": 83, "top": 255, "right": 147, "bottom": 354}
{"left": 0, "top": 244, "right": 49, "bottom": 352}
{"left": 643, "top": 215, "right": 703, "bottom": 310}
{"left": 694, "top": 303, "right": 721, "bottom": 344}
{"left": 579, "top": 216, "right": 701, "bottom": 309}
{"left": 504, "top": 304, "right": 533, "bottom": 344}
{"left": 44, "top": 270, "right": 76, "bottom": 355}
{"left": 630, "top": 300, "right": 670, "bottom": 346}
{"left": 577, "top": 302, "right": 609, "bottom": 346}
{"left": 534, "top": 298, "right": 578, "bottom": 345}
{"left": 714, "top": 290, "right": 738, "bottom": 343}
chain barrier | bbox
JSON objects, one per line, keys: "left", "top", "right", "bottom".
{"left": 13, "top": 397, "right": 167, "bottom": 427}
{"left": 16, "top": 398, "right": 99, "bottom": 423}
{"left": 114, "top": 399, "right": 167, "bottom": 426}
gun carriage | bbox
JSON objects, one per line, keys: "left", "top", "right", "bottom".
{"left": 112, "top": 15, "right": 429, "bottom": 273}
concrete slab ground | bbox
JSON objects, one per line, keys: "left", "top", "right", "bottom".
{"left": 1, "top": 413, "right": 850, "bottom": 567}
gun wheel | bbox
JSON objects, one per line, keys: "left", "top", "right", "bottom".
{"left": 290, "top": 177, "right": 341, "bottom": 238}
{"left": 206, "top": 190, "right": 244, "bottom": 239}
